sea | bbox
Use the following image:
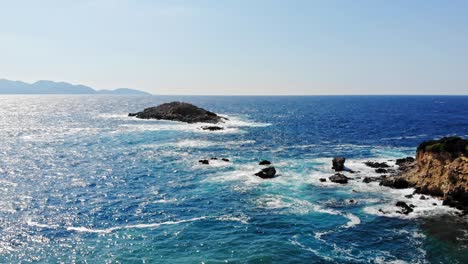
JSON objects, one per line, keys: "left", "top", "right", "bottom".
{"left": 0, "top": 95, "right": 467, "bottom": 263}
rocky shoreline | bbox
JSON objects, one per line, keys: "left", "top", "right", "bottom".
{"left": 327, "top": 137, "right": 467, "bottom": 215}
{"left": 130, "top": 102, "right": 467, "bottom": 216}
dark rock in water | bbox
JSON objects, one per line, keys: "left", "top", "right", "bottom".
{"left": 420, "top": 195, "right": 427, "bottom": 200}
{"left": 409, "top": 204, "right": 416, "bottom": 208}
{"left": 405, "top": 194, "right": 414, "bottom": 199}
{"left": 129, "top": 101, "right": 225, "bottom": 123}
{"left": 396, "top": 201, "right": 414, "bottom": 214}
{"left": 364, "top": 161, "right": 390, "bottom": 168}
{"left": 211, "top": 157, "right": 218, "bottom": 160}
{"left": 380, "top": 178, "right": 410, "bottom": 189}
{"left": 433, "top": 203, "right": 437, "bottom": 206}
{"left": 329, "top": 173, "right": 349, "bottom": 184}
{"left": 255, "top": 167, "right": 277, "bottom": 179}
{"left": 221, "top": 158, "right": 230, "bottom": 162}
{"left": 396, "top": 157, "right": 415, "bottom": 166}
{"left": 363, "top": 177, "right": 379, "bottom": 183}
{"left": 443, "top": 187, "right": 468, "bottom": 212}
{"left": 199, "top": 159, "right": 209, "bottom": 165}
{"left": 319, "top": 178, "right": 327, "bottom": 182}
{"left": 259, "top": 160, "right": 272, "bottom": 165}
{"left": 332, "top": 157, "right": 346, "bottom": 171}
{"left": 349, "top": 199, "right": 356, "bottom": 204}
{"left": 413, "top": 186, "right": 444, "bottom": 197}
{"left": 375, "top": 168, "right": 388, "bottom": 174}
{"left": 202, "top": 126, "right": 224, "bottom": 131}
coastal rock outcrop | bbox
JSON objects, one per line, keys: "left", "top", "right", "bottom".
{"left": 329, "top": 173, "right": 349, "bottom": 184}
{"left": 364, "top": 161, "right": 390, "bottom": 168}
{"left": 129, "top": 102, "right": 226, "bottom": 123}
{"left": 401, "top": 137, "right": 468, "bottom": 212}
{"left": 202, "top": 126, "right": 224, "bottom": 131}
{"left": 259, "top": 160, "right": 272, "bottom": 165}
{"left": 379, "top": 177, "right": 410, "bottom": 189}
{"left": 255, "top": 167, "right": 277, "bottom": 179}
{"left": 396, "top": 201, "right": 414, "bottom": 215}
{"left": 332, "top": 157, "right": 346, "bottom": 171}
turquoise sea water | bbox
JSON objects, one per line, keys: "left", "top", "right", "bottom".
{"left": 0, "top": 95, "right": 467, "bottom": 263}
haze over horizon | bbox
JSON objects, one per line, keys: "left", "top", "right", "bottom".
{"left": 1, "top": 0, "right": 467, "bottom": 95}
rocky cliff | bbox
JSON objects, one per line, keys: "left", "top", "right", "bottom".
{"left": 402, "top": 137, "right": 468, "bottom": 212}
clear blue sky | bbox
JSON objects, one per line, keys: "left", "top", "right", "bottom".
{"left": 1, "top": 0, "right": 467, "bottom": 95}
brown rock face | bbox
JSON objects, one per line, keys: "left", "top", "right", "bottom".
{"left": 402, "top": 137, "right": 468, "bottom": 212}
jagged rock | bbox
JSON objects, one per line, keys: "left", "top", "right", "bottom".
{"left": 332, "top": 157, "right": 346, "bottom": 171}
{"left": 129, "top": 102, "right": 226, "bottom": 123}
{"left": 396, "top": 201, "right": 414, "bottom": 215}
{"left": 255, "top": 167, "right": 277, "bottom": 179}
{"left": 396, "top": 157, "right": 415, "bottom": 166}
{"left": 259, "top": 160, "right": 272, "bottom": 165}
{"left": 319, "top": 178, "right": 327, "bottom": 182}
{"left": 363, "top": 177, "right": 379, "bottom": 183}
{"left": 380, "top": 178, "right": 410, "bottom": 189}
{"left": 375, "top": 168, "right": 388, "bottom": 174}
{"left": 202, "top": 126, "right": 224, "bottom": 131}
{"left": 329, "top": 173, "right": 349, "bottom": 184}
{"left": 199, "top": 159, "right": 209, "bottom": 165}
{"left": 364, "top": 161, "right": 390, "bottom": 168}
{"left": 442, "top": 187, "right": 468, "bottom": 212}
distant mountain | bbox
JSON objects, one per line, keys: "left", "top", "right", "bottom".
{"left": 0, "top": 79, "right": 152, "bottom": 95}
{"left": 97, "top": 88, "right": 151, "bottom": 95}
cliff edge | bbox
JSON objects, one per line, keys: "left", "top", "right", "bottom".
{"left": 402, "top": 137, "right": 468, "bottom": 212}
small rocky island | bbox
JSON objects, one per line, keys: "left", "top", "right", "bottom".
{"left": 129, "top": 101, "right": 226, "bottom": 124}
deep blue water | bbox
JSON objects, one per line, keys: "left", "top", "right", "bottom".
{"left": 0, "top": 95, "right": 467, "bottom": 263}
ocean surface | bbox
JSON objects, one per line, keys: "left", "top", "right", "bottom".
{"left": 0, "top": 95, "right": 467, "bottom": 263}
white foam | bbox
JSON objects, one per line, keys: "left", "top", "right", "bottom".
{"left": 216, "top": 214, "right": 250, "bottom": 225}
{"left": 27, "top": 217, "right": 207, "bottom": 234}
{"left": 344, "top": 213, "right": 361, "bottom": 228}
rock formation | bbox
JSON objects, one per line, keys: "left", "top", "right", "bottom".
{"left": 255, "top": 167, "right": 277, "bottom": 179}
{"left": 401, "top": 137, "right": 468, "bottom": 213}
{"left": 329, "top": 173, "right": 349, "bottom": 184}
{"left": 129, "top": 102, "right": 226, "bottom": 123}
{"left": 332, "top": 157, "right": 346, "bottom": 171}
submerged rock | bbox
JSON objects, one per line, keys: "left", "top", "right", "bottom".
{"left": 329, "top": 173, "right": 349, "bottom": 184}
{"left": 442, "top": 187, "right": 468, "bottom": 212}
{"left": 332, "top": 157, "right": 346, "bottom": 172}
{"left": 202, "top": 126, "right": 224, "bottom": 131}
{"left": 221, "top": 158, "right": 230, "bottom": 162}
{"left": 364, "top": 161, "right": 390, "bottom": 168}
{"left": 396, "top": 201, "right": 414, "bottom": 215}
{"left": 380, "top": 177, "right": 410, "bottom": 189}
{"left": 129, "top": 101, "right": 226, "bottom": 123}
{"left": 255, "top": 167, "right": 277, "bottom": 179}
{"left": 259, "top": 160, "right": 272, "bottom": 165}
{"left": 396, "top": 157, "right": 415, "bottom": 166}
{"left": 375, "top": 168, "right": 388, "bottom": 174}
{"left": 363, "top": 177, "right": 378, "bottom": 183}
{"left": 319, "top": 178, "right": 327, "bottom": 182}
{"left": 199, "top": 159, "right": 209, "bottom": 165}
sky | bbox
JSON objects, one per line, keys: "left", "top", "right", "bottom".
{"left": 0, "top": 0, "right": 467, "bottom": 95}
